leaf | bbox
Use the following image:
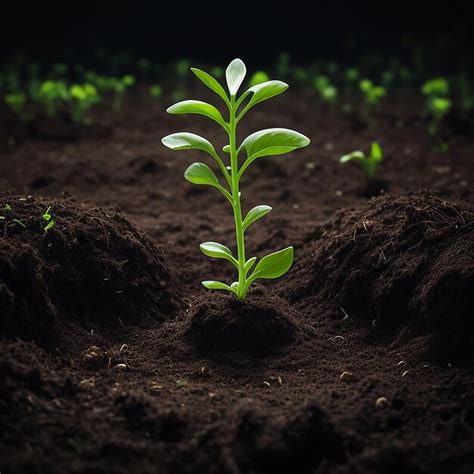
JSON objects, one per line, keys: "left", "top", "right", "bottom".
{"left": 249, "top": 247, "right": 294, "bottom": 281}
{"left": 167, "top": 100, "right": 226, "bottom": 128}
{"left": 191, "top": 68, "right": 229, "bottom": 104}
{"left": 244, "top": 257, "right": 257, "bottom": 275}
{"left": 371, "top": 142, "right": 383, "bottom": 162}
{"left": 202, "top": 280, "right": 234, "bottom": 293}
{"left": 245, "top": 80, "right": 288, "bottom": 109}
{"left": 184, "top": 163, "right": 220, "bottom": 187}
{"left": 242, "top": 205, "right": 272, "bottom": 231}
{"left": 162, "top": 132, "right": 215, "bottom": 156}
{"left": 340, "top": 151, "right": 365, "bottom": 164}
{"left": 226, "top": 58, "right": 246, "bottom": 96}
{"left": 240, "top": 128, "right": 310, "bottom": 162}
{"left": 200, "top": 242, "right": 237, "bottom": 266}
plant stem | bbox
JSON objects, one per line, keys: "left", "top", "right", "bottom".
{"left": 229, "top": 97, "right": 246, "bottom": 300}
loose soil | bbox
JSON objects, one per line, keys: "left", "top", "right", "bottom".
{"left": 1, "top": 90, "right": 473, "bottom": 473}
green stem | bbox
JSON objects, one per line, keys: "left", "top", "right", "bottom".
{"left": 228, "top": 96, "right": 246, "bottom": 300}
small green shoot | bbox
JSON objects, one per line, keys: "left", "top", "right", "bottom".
{"left": 340, "top": 142, "right": 383, "bottom": 179}
{"left": 422, "top": 78, "right": 451, "bottom": 136}
{"left": 42, "top": 206, "right": 55, "bottom": 234}
{"left": 4, "top": 93, "right": 29, "bottom": 122}
{"left": 359, "top": 79, "right": 385, "bottom": 107}
{"left": 38, "top": 80, "right": 69, "bottom": 117}
{"left": 249, "top": 71, "right": 270, "bottom": 87}
{"left": 149, "top": 84, "right": 163, "bottom": 99}
{"left": 314, "top": 75, "right": 338, "bottom": 104}
{"left": 69, "top": 84, "right": 100, "bottom": 123}
{"left": 162, "top": 59, "right": 310, "bottom": 300}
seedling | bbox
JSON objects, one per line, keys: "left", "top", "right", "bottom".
{"left": 421, "top": 78, "right": 451, "bottom": 136}
{"left": 314, "top": 75, "right": 338, "bottom": 104}
{"left": 4, "top": 93, "right": 29, "bottom": 122}
{"left": 345, "top": 68, "right": 359, "bottom": 83}
{"left": 249, "top": 71, "right": 269, "bottom": 87}
{"left": 0, "top": 204, "right": 27, "bottom": 237}
{"left": 42, "top": 206, "right": 55, "bottom": 234}
{"left": 149, "top": 85, "right": 163, "bottom": 99}
{"left": 69, "top": 84, "right": 100, "bottom": 123}
{"left": 340, "top": 142, "right": 383, "bottom": 179}
{"left": 359, "top": 79, "right": 385, "bottom": 107}
{"left": 38, "top": 80, "right": 69, "bottom": 117}
{"left": 162, "top": 59, "right": 310, "bottom": 300}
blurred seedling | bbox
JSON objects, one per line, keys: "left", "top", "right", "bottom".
{"left": 249, "top": 71, "right": 270, "bottom": 87}
{"left": 38, "top": 80, "right": 69, "bottom": 117}
{"left": 4, "top": 93, "right": 29, "bottom": 122}
{"left": 149, "top": 84, "right": 163, "bottom": 99}
{"left": 422, "top": 78, "right": 451, "bottom": 136}
{"left": 69, "top": 84, "right": 100, "bottom": 123}
{"left": 314, "top": 75, "right": 338, "bottom": 106}
{"left": 162, "top": 58, "right": 309, "bottom": 300}
{"left": 359, "top": 79, "right": 385, "bottom": 108}
{"left": 340, "top": 142, "right": 383, "bottom": 179}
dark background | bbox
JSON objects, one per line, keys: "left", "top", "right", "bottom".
{"left": 1, "top": 0, "right": 473, "bottom": 70}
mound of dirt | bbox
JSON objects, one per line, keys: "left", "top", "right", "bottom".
{"left": 289, "top": 191, "right": 474, "bottom": 359}
{"left": 182, "top": 289, "right": 298, "bottom": 356}
{"left": 0, "top": 194, "right": 178, "bottom": 349}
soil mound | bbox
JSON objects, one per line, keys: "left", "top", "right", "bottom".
{"left": 0, "top": 194, "right": 178, "bottom": 348}
{"left": 183, "top": 289, "right": 298, "bottom": 356}
{"left": 290, "top": 191, "right": 474, "bottom": 359}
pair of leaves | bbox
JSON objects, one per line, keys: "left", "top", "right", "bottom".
{"left": 202, "top": 246, "right": 294, "bottom": 295}
{"left": 340, "top": 142, "right": 383, "bottom": 179}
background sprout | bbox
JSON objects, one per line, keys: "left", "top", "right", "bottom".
{"left": 249, "top": 71, "right": 270, "bottom": 87}
{"left": 210, "top": 66, "right": 224, "bottom": 79}
{"left": 149, "top": 84, "right": 163, "bottom": 99}
{"left": 38, "top": 80, "right": 69, "bottom": 117}
{"left": 162, "top": 58, "right": 310, "bottom": 300}
{"left": 422, "top": 78, "right": 449, "bottom": 97}
{"left": 340, "top": 141, "right": 383, "bottom": 179}
{"left": 345, "top": 68, "right": 359, "bottom": 83}
{"left": 69, "top": 83, "right": 100, "bottom": 123}
{"left": 314, "top": 75, "right": 338, "bottom": 104}
{"left": 421, "top": 78, "right": 451, "bottom": 135}
{"left": 4, "top": 93, "right": 29, "bottom": 122}
{"left": 359, "top": 79, "right": 386, "bottom": 106}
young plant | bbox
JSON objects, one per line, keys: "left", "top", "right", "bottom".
{"left": 249, "top": 71, "right": 270, "bottom": 87}
{"left": 162, "top": 58, "right": 310, "bottom": 300}
{"left": 4, "top": 93, "right": 29, "bottom": 122}
{"left": 359, "top": 79, "right": 385, "bottom": 108}
{"left": 421, "top": 78, "right": 451, "bottom": 135}
{"left": 339, "top": 142, "right": 383, "bottom": 179}
{"left": 149, "top": 85, "right": 163, "bottom": 99}
{"left": 69, "top": 84, "right": 100, "bottom": 123}
{"left": 42, "top": 206, "right": 55, "bottom": 234}
{"left": 38, "top": 80, "right": 69, "bottom": 117}
{"left": 314, "top": 75, "right": 338, "bottom": 105}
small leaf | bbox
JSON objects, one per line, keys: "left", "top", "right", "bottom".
{"left": 184, "top": 163, "right": 220, "bottom": 187}
{"left": 202, "top": 280, "right": 234, "bottom": 293}
{"left": 245, "top": 80, "right": 288, "bottom": 109}
{"left": 162, "top": 132, "right": 215, "bottom": 156}
{"left": 226, "top": 58, "right": 246, "bottom": 96}
{"left": 242, "top": 205, "right": 272, "bottom": 231}
{"left": 200, "top": 242, "right": 237, "bottom": 266}
{"left": 249, "top": 247, "right": 294, "bottom": 281}
{"left": 167, "top": 100, "right": 226, "bottom": 128}
{"left": 371, "top": 142, "right": 383, "bottom": 162}
{"left": 241, "top": 128, "right": 310, "bottom": 162}
{"left": 340, "top": 151, "right": 365, "bottom": 164}
{"left": 191, "top": 68, "right": 229, "bottom": 103}
{"left": 244, "top": 257, "right": 257, "bottom": 275}
{"left": 222, "top": 144, "right": 231, "bottom": 153}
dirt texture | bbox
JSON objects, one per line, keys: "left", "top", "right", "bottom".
{"left": 0, "top": 90, "right": 473, "bottom": 474}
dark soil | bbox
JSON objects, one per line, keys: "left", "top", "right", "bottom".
{"left": 1, "top": 90, "right": 473, "bottom": 473}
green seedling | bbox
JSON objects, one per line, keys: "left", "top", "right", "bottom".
{"left": 0, "top": 204, "right": 26, "bottom": 237}
{"left": 276, "top": 52, "right": 290, "bottom": 78}
{"left": 91, "top": 75, "right": 135, "bottom": 111}
{"left": 176, "top": 59, "right": 191, "bottom": 79}
{"left": 42, "top": 206, "right": 55, "bottom": 234}
{"left": 249, "top": 71, "right": 270, "bottom": 87}
{"left": 314, "top": 75, "right": 338, "bottom": 104}
{"left": 162, "top": 58, "right": 310, "bottom": 300}
{"left": 38, "top": 80, "right": 69, "bottom": 117}
{"left": 69, "top": 84, "right": 100, "bottom": 123}
{"left": 210, "top": 66, "right": 224, "bottom": 79}
{"left": 149, "top": 84, "right": 163, "bottom": 99}
{"left": 340, "top": 142, "right": 383, "bottom": 179}
{"left": 4, "top": 93, "right": 29, "bottom": 122}
{"left": 359, "top": 79, "right": 385, "bottom": 107}
{"left": 345, "top": 68, "right": 359, "bottom": 83}
{"left": 421, "top": 78, "right": 451, "bottom": 136}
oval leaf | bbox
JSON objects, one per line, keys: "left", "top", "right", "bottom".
{"left": 167, "top": 100, "right": 226, "bottom": 128}
{"left": 226, "top": 58, "right": 246, "bottom": 96}
{"left": 246, "top": 80, "right": 288, "bottom": 109}
{"left": 202, "top": 280, "right": 234, "bottom": 293}
{"left": 371, "top": 142, "right": 383, "bottom": 161}
{"left": 184, "top": 163, "right": 220, "bottom": 187}
{"left": 340, "top": 151, "right": 365, "bottom": 164}
{"left": 162, "top": 132, "right": 215, "bottom": 156}
{"left": 191, "top": 68, "right": 229, "bottom": 104}
{"left": 244, "top": 256, "right": 257, "bottom": 275}
{"left": 241, "top": 128, "right": 310, "bottom": 162}
{"left": 249, "top": 247, "right": 294, "bottom": 281}
{"left": 200, "top": 241, "right": 237, "bottom": 264}
{"left": 242, "top": 205, "right": 272, "bottom": 231}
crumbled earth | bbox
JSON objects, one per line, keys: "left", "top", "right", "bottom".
{"left": 0, "top": 90, "right": 473, "bottom": 473}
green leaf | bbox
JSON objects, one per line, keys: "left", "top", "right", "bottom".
{"left": 226, "top": 58, "right": 246, "bottom": 96}
{"left": 167, "top": 100, "right": 226, "bottom": 128}
{"left": 191, "top": 68, "right": 229, "bottom": 104}
{"left": 222, "top": 144, "right": 231, "bottom": 153}
{"left": 202, "top": 280, "right": 234, "bottom": 293}
{"left": 242, "top": 205, "right": 272, "bottom": 231}
{"left": 200, "top": 242, "right": 237, "bottom": 267}
{"left": 162, "top": 132, "right": 215, "bottom": 156}
{"left": 340, "top": 150, "right": 365, "bottom": 164}
{"left": 244, "top": 257, "right": 257, "bottom": 275}
{"left": 184, "top": 163, "right": 220, "bottom": 187}
{"left": 371, "top": 142, "right": 382, "bottom": 162}
{"left": 249, "top": 247, "right": 294, "bottom": 281}
{"left": 240, "top": 128, "right": 310, "bottom": 162}
{"left": 245, "top": 80, "right": 288, "bottom": 109}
